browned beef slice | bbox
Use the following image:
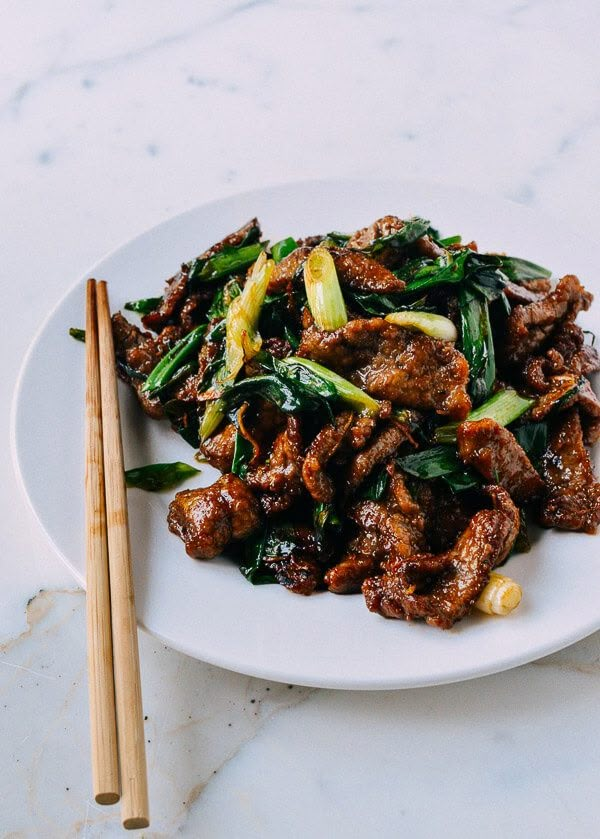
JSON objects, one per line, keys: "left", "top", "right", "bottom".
{"left": 551, "top": 321, "right": 600, "bottom": 376}
{"left": 330, "top": 249, "right": 405, "bottom": 293}
{"left": 298, "top": 318, "right": 471, "bottom": 419}
{"left": 363, "top": 486, "right": 519, "bottom": 629}
{"left": 263, "top": 526, "right": 325, "bottom": 595}
{"left": 504, "top": 281, "right": 548, "bottom": 305}
{"left": 539, "top": 409, "right": 600, "bottom": 533}
{"left": 520, "top": 278, "right": 552, "bottom": 294}
{"left": 457, "top": 418, "right": 544, "bottom": 504}
{"left": 412, "top": 480, "right": 474, "bottom": 554}
{"left": 345, "top": 423, "right": 410, "bottom": 494}
{"left": 346, "top": 215, "right": 443, "bottom": 266}
{"left": 167, "top": 474, "right": 261, "bottom": 559}
{"left": 524, "top": 323, "right": 600, "bottom": 399}
{"left": 143, "top": 218, "right": 261, "bottom": 331}
{"left": 267, "top": 247, "right": 312, "bottom": 293}
{"left": 346, "top": 215, "right": 405, "bottom": 250}
{"left": 112, "top": 312, "right": 183, "bottom": 418}
{"left": 246, "top": 416, "right": 304, "bottom": 516}
{"left": 505, "top": 275, "right": 593, "bottom": 363}
{"left": 199, "top": 423, "right": 237, "bottom": 473}
{"left": 302, "top": 412, "right": 354, "bottom": 503}
{"left": 325, "top": 469, "right": 425, "bottom": 594}
{"left": 267, "top": 245, "right": 404, "bottom": 294}
{"left": 142, "top": 266, "right": 190, "bottom": 333}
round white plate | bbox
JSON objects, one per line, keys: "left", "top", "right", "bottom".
{"left": 12, "top": 178, "right": 600, "bottom": 689}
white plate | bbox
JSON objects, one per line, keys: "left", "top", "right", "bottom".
{"left": 12, "top": 179, "right": 600, "bottom": 689}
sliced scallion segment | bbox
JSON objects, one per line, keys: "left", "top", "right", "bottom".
{"left": 385, "top": 311, "right": 458, "bottom": 341}
{"left": 303, "top": 246, "right": 348, "bottom": 331}
{"left": 434, "top": 388, "right": 534, "bottom": 443}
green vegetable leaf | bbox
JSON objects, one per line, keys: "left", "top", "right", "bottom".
{"left": 240, "top": 522, "right": 310, "bottom": 586}
{"left": 458, "top": 283, "right": 495, "bottom": 405}
{"left": 401, "top": 249, "right": 469, "bottom": 295}
{"left": 231, "top": 428, "right": 254, "bottom": 478}
{"left": 398, "top": 445, "right": 480, "bottom": 492}
{"left": 512, "top": 422, "right": 548, "bottom": 469}
{"left": 205, "top": 278, "right": 243, "bottom": 321}
{"left": 124, "top": 461, "right": 200, "bottom": 491}
{"left": 323, "top": 231, "right": 351, "bottom": 247}
{"left": 163, "top": 399, "right": 200, "bottom": 448}
{"left": 69, "top": 327, "right": 85, "bottom": 342}
{"left": 188, "top": 242, "right": 264, "bottom": 287}
{"left": 124, "top": 297, "right": 163, "bottom": 315}
{"left": 142, "top": 323, "right": 207, "bottom": 394}
{"left": 281, "top": 356, "right": 381, "bottom": 416}
{"left": 239, "top": 528, "right": 277, "bottom": 585}
{"left": 367, "top": 216, "right": 430, "bottom": 255}
{"left": 271, "top": 237, "right": 298, "bottom": 263}
{"left": 313, "top": 501, "right": 342, "bottom": 540}
{"left": 211, "top": 373, "right": 332, "bottom": 417}
{"left": 345, "top": 289, "right": 432, "bottom": 316}
{"left": 500, "top": 256, "right": 552, "bottom": 283}
{"left": 359, "top": 465, "right": 390, "bottom": 500}
{"left": 438, "top": 235, "right": 462, "bottom": 247}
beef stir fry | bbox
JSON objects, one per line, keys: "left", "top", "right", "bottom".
{"left": 108, "top": 215, "right": 600, "bottom": 629}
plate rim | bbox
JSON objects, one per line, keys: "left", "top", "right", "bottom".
{"left": 11, "top": 176, "right": 600, "bottom": 690}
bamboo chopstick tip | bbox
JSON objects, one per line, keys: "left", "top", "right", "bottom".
{"left": 96, "top": 791, "right": 120, "bottom": 806}
{"left": 123, "top": 816, "right": 150, "bottom": 830}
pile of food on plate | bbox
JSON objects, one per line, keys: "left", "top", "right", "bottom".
{"left": 102, "top": 214, "right": 600, "bottom": 629}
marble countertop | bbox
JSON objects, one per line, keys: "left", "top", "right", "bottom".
{"left": 3, "top": 1, "right": 600, "bottom": 836}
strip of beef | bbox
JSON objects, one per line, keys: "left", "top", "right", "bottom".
{"left": 577, "top": 379, "right": 600, "bottom": 444}
{"left": 524, "top": 323, "right": 600, "bottom": 396}
{"left": 267, "top": 246, "right": 405, "bottom": 295}
{"left": 504, "top": 275, "right": 593, "bottom": 364}
{"left": 302, "top": 411, "right": 354, "bottom": 502}
{"left": 457, "top": 418, "right": 544, "bottom": 504}
{"left": 520, "top": 278, "right": 552, "bottom": 294}
{"left": 345, "top": 422, "right": 411, "bottom": 494}
{"left": 331, "top": 249, "right": 405, "bottom": 293}
{"left": 363, "top": 486, "right": 519, "bottom": 629}
{"left": 143, "top": 218, "right": 261, "bottom": 332}
{"left": 346, "top": 215, "right": 405, "bottom": 251}
{"left": 199, "top": 423, "right": 237, "bottom": 473}
{"left": 346, "top": 215, "right": 443, "bottom": 266}
{"left": 298, "top": 318, "right": 471, "bottom": 419}
{"left": 167, "top": 474, "right": 261, "bottom": 559}
{"left": 325, "top": 468, "right": 425, "bottom": 593}
{"left": 504, "top": 281, "right": 548, "bottom": 305}
{"left": 267, "top": 246, "right": 311, "bottom": 293}
{"left": 246, "top": 416, "right": 304, "bottom": 516}
{"left": 263, "top": 526, "right": 326, "bottom": 595}
{"left": 413, "top": 480, "right": 475, "bottom": 554}
{"left": 112, "top": 312, "right": 183, "bottom": 418}
{"left": 538, "top": 408, "right": 600, "bottom": 533}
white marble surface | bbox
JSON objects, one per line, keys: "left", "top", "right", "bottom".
{"left": 3, "top": 1, "right": 600, "bottom": 836}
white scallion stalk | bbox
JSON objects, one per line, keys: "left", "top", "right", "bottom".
{"left": 475, "top": 573, "right": 522, "bottom": 616}
{"left": 434, "top": 388, "right": 534, "bottom": 444}
{"left": 201, "top": 253, "right": 273, "bottom": 443}
{"left": 385, "top": 311, "right": 458, "bottom": 342}
{"left": 303, "top": 246, "right": 348, "bottom": 331}
{"left": 225, "top": 251, "right": 273, "bottom": 381}
{"left": 199, "top": 399, "right": 226, "bottom": 443}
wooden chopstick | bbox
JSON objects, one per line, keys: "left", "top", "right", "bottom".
{"left": 95, "top": 280, "right": 150, "bottom": 830}
{"left": 85, "top": 279, "right": 120, "bottom": 805}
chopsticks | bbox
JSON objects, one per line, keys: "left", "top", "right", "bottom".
{"left": 85, "top": 278, "right": 149, "bottom": 830}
